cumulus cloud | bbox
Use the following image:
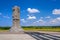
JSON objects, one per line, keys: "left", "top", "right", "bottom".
{"left": 27, "top": 15, "right": 36, "bottom": 20}
{"left": 57, "top": 17, "right": 60, "bottom": 20}
{"left": 33, "top": 19, "right": 46, "bottom": 26}
{"left": 52, "top": 9, "right": 60, "bottom": 14}
{"left": 39, "top": 19, "right": 44, "bottom": 22}
{"left": 40, "top": 17, "right": 43, "bottom": 19}
{"left": 21, "top": 19, "right": 26, "bottom": 23}
{"left": 27, "top": 8, "right": 40, "bottom": 13}
{"left": 33, "top": 17, "right": 60, "bottom": 26}
{"left": 50, "top": 17, "right": 60, "bottom": 24}
{"left": 50, "top": 19, "right": 57, "bottom": 24}
{"left": 45, "top": 16, "right": 51, "bottom": 18}
{"left": 34, "top": 19, "right": 45, "bottom": 23}
{"left": 3, "top": 16, "right": 10, "bottom": 19}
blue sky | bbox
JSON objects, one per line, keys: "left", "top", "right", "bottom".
{"left": 0, "top": 0, "right": 60, "bottom": 26}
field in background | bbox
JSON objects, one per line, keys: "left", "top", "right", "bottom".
{"left": 0, "top": 26, "right": 60, "bottom": 32}
{"left": 0, "top": 27, "right": 9, "bottom": 32}
{"left": 22, "top": 26, "right": 60, "bottom": 32}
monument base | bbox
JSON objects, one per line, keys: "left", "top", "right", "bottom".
{"left": 9, "top": 26, "right": 24, "bottom": 34}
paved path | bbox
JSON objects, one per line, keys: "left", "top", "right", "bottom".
{"left": 0, "top": 32, "right": 60, "bottom": 40}
{"left": 0, "top": 34, "right": 36, "bottom": 40}
{"left": 26, "top": 32, "right": 60, "bottom": 40}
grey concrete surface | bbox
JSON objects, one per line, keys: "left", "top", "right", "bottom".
{"left": 0, "top": 34, "right": 36, "bottom": 40}
{"left": 26, "top": 32, "right": 60, "bottom": 40}
{"left": 0, "top": 32, "right": 60, "bottom": 40}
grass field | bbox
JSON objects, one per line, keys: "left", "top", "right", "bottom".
{"left": 22, "top": 26, "right": 60, "bottom": 32}
{"left": 0, "top": 26, "right": 60, "bottom": 32}
{"left": 23, "top": 27, "right": 60, "bottom": 32}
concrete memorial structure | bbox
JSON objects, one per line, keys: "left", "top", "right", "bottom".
{"left": 10, "top": 6, "right": 24, "bottom": 33}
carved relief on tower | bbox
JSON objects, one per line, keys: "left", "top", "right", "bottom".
{"left": 13, "top": 6, "right": 20, "bottom": 13}
{"left": 12, "top": 6, "right": 20, "bottom": 19}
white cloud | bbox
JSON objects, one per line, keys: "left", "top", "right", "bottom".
{"left": 50, "top": 19, "right": 57, "bottom": 24}
{"left": 27, "top": 15, "right": 36, "bottom": 20}
{"left": 39, "top": 19, "right": 44, "bottom": 22}
{"left": 52, "top": 9, "right": 60, "bottom": 14}
{"left": 40, "top": 17, "right": 43, "bottom": 19}
{"left": 27, "top": 16, "right": 36, "bottom": 20}
{"left": 33, "top": 19, "right": 46, "bottom": 26}
{"left": 3, "top": 16, "right": 10, "bottom": 19}
{"left": 57, "top": 17, "right": 60, "bottom": 20}
{"left": 34, "top": 19, "right": 45, "bottom": 23}
{"left": 45, "top": 16, "right": 51, "bottom": 18}
{"left": 50, "top": 17, "right": 60, "bottom": 24}
{"left": 27, "top": 8, "right": 40, "bottom": 13}
{"left": 21, "top": 19, "right": 26, "bottom": 23}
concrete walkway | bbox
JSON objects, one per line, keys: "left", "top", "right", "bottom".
{"left": 0, "top": 34, "right": 36, "bottom": 40}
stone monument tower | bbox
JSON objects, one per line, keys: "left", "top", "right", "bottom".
{"left": 10, "top": 6, "right": 24, "bottom": 33}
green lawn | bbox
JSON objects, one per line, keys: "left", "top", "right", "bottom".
{"left": 0, "top": 26, "right": 60, "bottom": 32}
{"left": 23, "top": 28, "right": 60, "bottom": 32}
{"left": 0, "top": 27, "right": 10, "bottom": 32}
{"left": 22, "top": 26, "right": 60, "bottom": 32}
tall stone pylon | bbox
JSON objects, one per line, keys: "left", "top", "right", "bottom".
{"left": 10, "top": 6, "right": 24, "bottom": 33}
